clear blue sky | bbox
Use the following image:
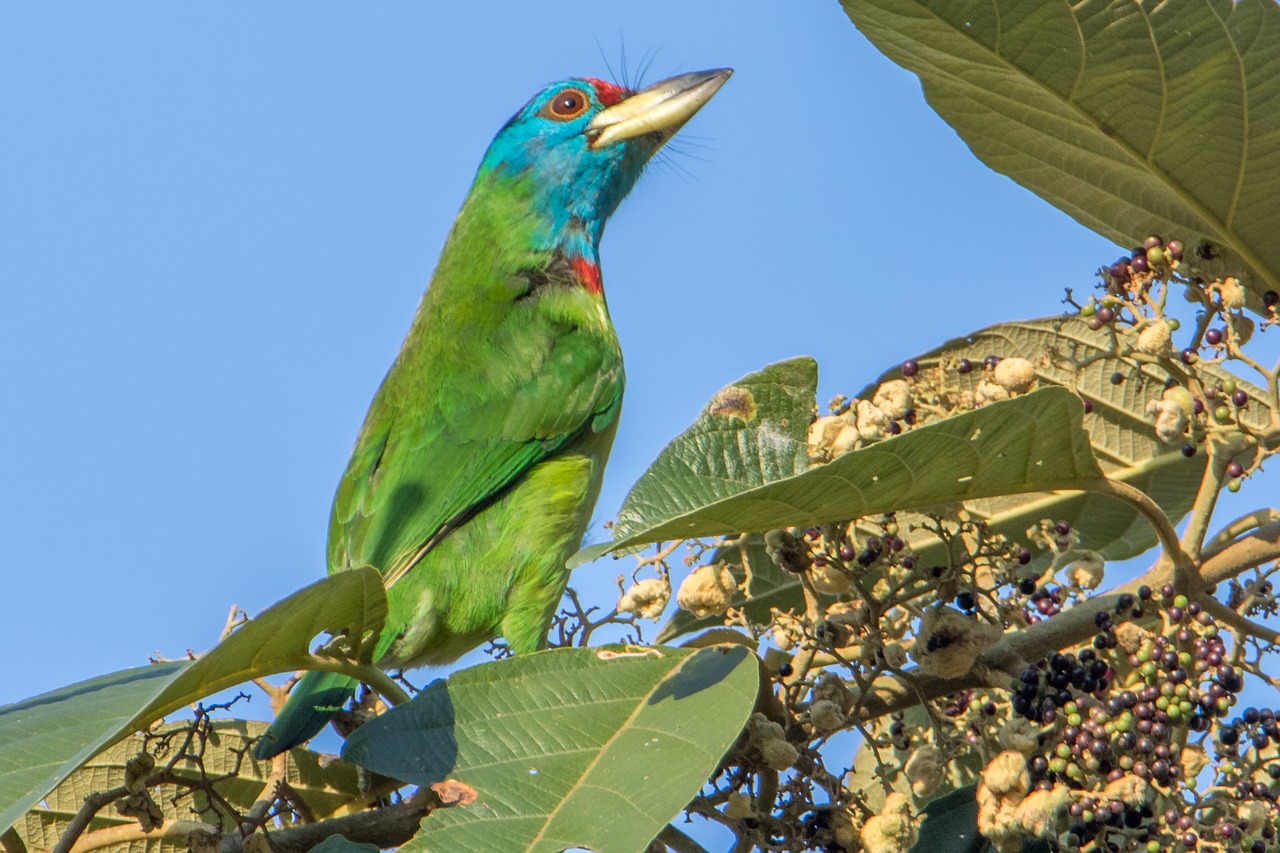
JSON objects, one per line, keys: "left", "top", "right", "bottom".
{"left": 6, "top": 0, "right": 1266, "bottom": 761}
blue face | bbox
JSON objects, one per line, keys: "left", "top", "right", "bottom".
{"left": 476, "top": 78, "right": 660, "bottom": 252}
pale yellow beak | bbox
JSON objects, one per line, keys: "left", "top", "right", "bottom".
{"left": 587, "top": 68, "right": 733, "bottom": 150}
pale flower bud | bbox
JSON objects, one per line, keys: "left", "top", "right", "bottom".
{"left": 1219, "top": 276, "right": 1246, "bottom": 310}
{"left": 882, "top": 642, "right": 908, "bottom": 669}
{"left": 759, "top": 738, "right": 799, "bottom": 771}
{"left": 747, "top": 712, "right": 785, "bottom": 745}
{"left": 1135, "top": 321, "right": 1173, "bottom": 355}
{"left": 1146, "top": 398, "right": 1189, "bottom": 445}
{"left": 974, "top": 379, "right": 1010, "bottom": 406}
{"left": 911, "top": 606, "right": 1003, "bottom": 679}
{"left": 1231, "top": 313, "right": 1255, "bottom": 345}
{"left": 998, "top": 717, "right": 1040, "bottom": 755}
{"left": 982, "top": 751, "right": 1030, "bottom": 798}
{"left": 873, "top": 380, "right": 913, "bottom": 420}
{"left": 904, "top": 744, "right": 944, "bottom": 798}
{"left": 993, "top": 357, "right": 1036, "bottom": 394}
{"left": 1012, "top": 785, "right": 1071, "bottom": 838}
{"left": 860, "top": 793, "right": 917, "bottom": 853}
{"left": 855, "top": 399, "right": 890, "bottom": 441}
{"left": 724, "top": 791, "right": 754, "bottom": 820}
{"left": 676, "top": 564, "right": 736, "bottom": 618}
{"left": 1066, "top": 552, "right": 1105, "bottom": 590}
{"left": 617, "top": 577, "right": 671, "bottom": 620}
{"left": 810, "top": 560, "right": 853, "bottom": 594}
{"left": 808, "top": 699, "right": 845, "bottom": 733}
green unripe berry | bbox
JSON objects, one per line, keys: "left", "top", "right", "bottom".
{"left": 1215, "top": 406, "right": 1233, "bottom": 424}
{"left": 1167, "top": 318, "right": 1181, "bottom": 331}
{"left": 1081, "top": 303, "right": 1097, "bottom": 317}
{"left": 1228, "top": 479, "right": 1242, "bottom": 493}
{"left": 1147, "top": 246, "right": 1165, "bottom": 266}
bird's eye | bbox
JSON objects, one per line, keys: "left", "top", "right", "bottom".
{"left": 545, "top": 87, "right": 589, "bottom": 121}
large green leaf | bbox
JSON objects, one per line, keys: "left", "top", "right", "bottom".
{"left": 342, "top": 645, "right": 759, "bottom": 853}
{"left": 653, "top": 315, "right": 1268, "bottom": 643}
{"left": 571, "top": 357, "right": 817, "bottom": 567}
{"left": 864, "top": 316, "right": 1270, "bottom": 561}
{"left": 16, "top": 720, "right": 365, "bottom": 853}
{"left": 841, "top": 0, "right": 1280, "bottom": 303}
{"left": 585, "top": 370, "right": 1102, "bottom": 559}
{"left": 0, "top": 568, "right": 385, "bottom": 834}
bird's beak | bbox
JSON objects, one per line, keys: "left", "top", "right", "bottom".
{"left": 587, "top": 68, "right": 733, "bottom": 150}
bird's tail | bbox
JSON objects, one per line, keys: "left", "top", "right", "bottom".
{"left": 253, "top": 669, "right": 358, "bottom": 760}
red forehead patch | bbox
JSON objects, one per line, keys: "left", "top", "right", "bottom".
{"left": 584, "top": 78, "right": 626, "bottom": 106}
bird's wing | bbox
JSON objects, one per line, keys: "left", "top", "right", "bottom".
{"left": 328, "top": 312, "right": 622, "bottom": 588}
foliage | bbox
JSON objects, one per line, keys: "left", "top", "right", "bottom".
{"left": 5, "top": 1, "right": 1280, "bottom": 852}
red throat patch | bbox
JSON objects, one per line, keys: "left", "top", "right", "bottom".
{"left": 571, "top": 256, "right": 603, "bottom": 295}
{"left": 585, "top": 78, "right": 626, "bottom": 107}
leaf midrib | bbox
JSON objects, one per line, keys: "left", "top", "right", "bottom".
{"left": 903, "top": 0, "right": 1273, "bottom": 291}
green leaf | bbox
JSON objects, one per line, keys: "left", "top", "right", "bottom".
{"left": 653, "top": 312, "right": 1269, "bottom": 643}
{"left": 0, "top": 568, "right": 385, "bottom": 834}
{"left": 910, "top": 786, "right": 983, "bottom": 853}
{"left": 342, "top": 645, "right": 759, "bottom": 853}
{"left": 16, "top": 720, "right": 366, "bottom": 852}
{"left": 841, "top": 0, "right": 1280, "bottom": 303}
{"left": 862, "top": 315, "right": 1270, "bottom": 562}
{"left": 570, "top": 357, "right": 817, "bottom": 567}
{"left": 592, "top": 377, "right": 1101, "bottom": 558}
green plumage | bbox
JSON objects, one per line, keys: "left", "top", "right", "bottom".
{"left": 254, "top": 69, "right": 729, "bottom": 760}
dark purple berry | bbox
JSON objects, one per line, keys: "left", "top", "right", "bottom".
{"left": 1019, "top": 577, "right": 1037, "bottom": 595}
{"left": 1193, "top": 398, "right": 1205, "bottom": 414}
{"left": 902, "top": 359, "right": 920, "bottom": 377}
{"left": 1205, "top": 328, "right": 1224, "bottom": 346}
{"left": 1138, "top": 584, "right": 1152, "bottom": 600}
{"left": 1130, "top": 254, "right": 1150, "bottom": 274}
{"left": 1265, "top": 290, "right": 1280, "bottom": 308}
{"left": 1233, "top": 390, "right": 1248, "bottom": 407}
{"left": 984, "top": 354, "right": 1001, "bottom": 369}
{"left": 1110, "top": 371, "right": 1125, "bottom": 385}
{"left": 956, "top": 591, "right": 977, "bottom": 611}
{"left": 1097, "top": 306, "right": 1116, "bottom": 323}
{"left": 1055, "top": 520, "right": 1071, "bottom": 536}
{"left": 1167, "top": 240, "right": 1184, "bottom": 260}
{"left": 1182, "top": 443, "right": 1196, "bottom": 458}
{"left": 957, "top": 358, "right": 973, "bottom": 374}
{"left": 1181, "top": 348, "right": 1197, "bottom": 365}
{"left": 1227, "top": 461, "right": 1245, "bottom": 478}
{"left": 1017, "top": 547, "right": 1032, "bottom": 565}
{"left": 1143, "top": 235, "right": 1164, "bottom": 250}
{"left": 1109, "top": 261, "right": 1131, "bottom": 281}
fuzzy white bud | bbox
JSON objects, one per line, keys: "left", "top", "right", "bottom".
{"left": 873, "top": 380, "right": 913, "bottom": 420}
{"left": 617, "top": 577, "right": 671, "bottom": 620}
{"left": 676, "top": 564, "right": 736, "bottom": 619}
{"left": 993, "top": 357, "right": 1036, "bottom": 394}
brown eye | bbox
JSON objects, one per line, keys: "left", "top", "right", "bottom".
{"left": 546, "top": 87, "right": 589, "bottom": 121}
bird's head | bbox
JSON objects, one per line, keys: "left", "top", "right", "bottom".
{"left": 476, "top": 68, "right": 732, "bottom": 253}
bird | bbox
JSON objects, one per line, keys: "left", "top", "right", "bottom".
{"left": 253, "top": 67, "right": 732, "bottom": 759}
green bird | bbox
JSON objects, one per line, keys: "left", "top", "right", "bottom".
{"left": 254, "top": 68, "right": 732, "bottom": 759}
